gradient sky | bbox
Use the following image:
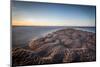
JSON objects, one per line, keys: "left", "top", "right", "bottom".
{"left": 12, "top": 1, "right": 96, "bottom": 26}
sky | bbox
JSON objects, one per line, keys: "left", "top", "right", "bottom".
{"left": 12, "top": 1, "right": 96, "bottom": 26}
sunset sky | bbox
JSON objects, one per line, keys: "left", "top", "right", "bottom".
{"left": 12, "top": 1, "right": 96, "bottom": 26}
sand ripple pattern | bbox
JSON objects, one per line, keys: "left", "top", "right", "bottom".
{"left": 12, "top": 28, "right": 96, "bottom": 66}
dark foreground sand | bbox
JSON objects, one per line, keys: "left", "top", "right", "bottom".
{"left": 12, "top": 28, "right": 96, "bottom": 66}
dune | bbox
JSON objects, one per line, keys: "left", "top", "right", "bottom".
{"left": 12, "top": 28, "right": 96, "bottom": 66}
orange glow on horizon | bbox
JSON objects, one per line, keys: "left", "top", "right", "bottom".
{"left": 12, "top": 20, "right": 34, "bottom": 26}
{"left": 12, "top": 20, "right": 57, "bottom": 26}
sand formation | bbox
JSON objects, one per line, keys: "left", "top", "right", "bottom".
{"left": 12, "top": 28, "right": 96, "bottom": 66}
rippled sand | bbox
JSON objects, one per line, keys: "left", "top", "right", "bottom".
{"left": 12, "top": 28, "right": 96, "bottom": 66}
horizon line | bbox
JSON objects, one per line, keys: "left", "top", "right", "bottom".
{"left": 12, "top": 25, "right": 96, "bottom": 27}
